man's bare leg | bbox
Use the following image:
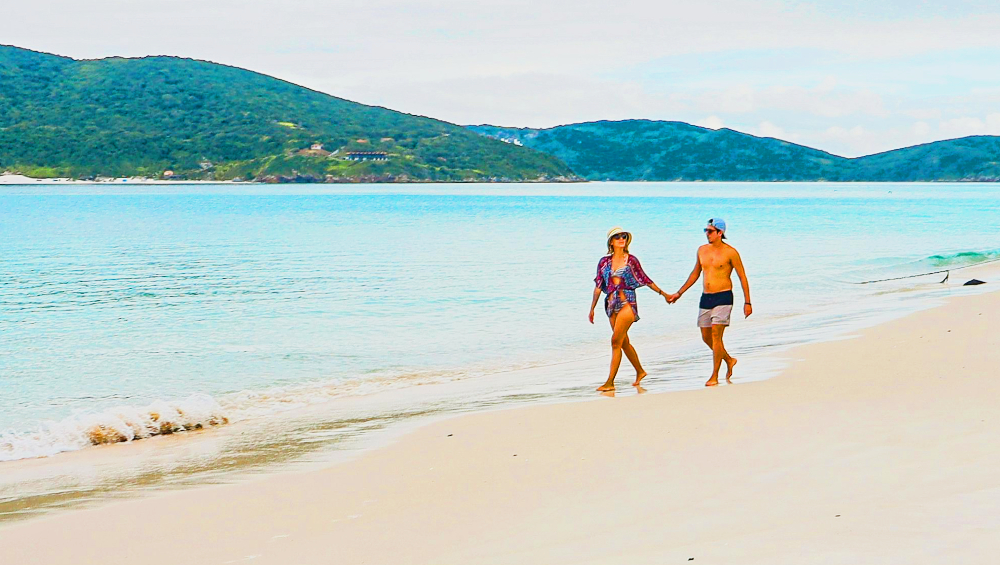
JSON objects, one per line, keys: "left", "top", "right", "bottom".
{"left": 706, "top": 324, "right": 734, "bottom": 386}
{"left": 701, "top": 327, "right": 736, "bottom": 384}
{"left": 598, "top": 306, "right": 635, "bottom": 391}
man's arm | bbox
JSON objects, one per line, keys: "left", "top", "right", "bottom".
{"left": 731, "top": 249, "right": 752, "bottom": 318}
{"left": 669, "top": 254, "right": 702, "bottom": 302}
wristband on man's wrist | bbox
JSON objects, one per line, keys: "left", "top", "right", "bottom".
{"left": 745, "top": 302, "right": 752, "bottom": 305}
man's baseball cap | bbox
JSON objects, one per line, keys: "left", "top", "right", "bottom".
{"left": 707, "top": 218, "right": 727, "bottom": 239}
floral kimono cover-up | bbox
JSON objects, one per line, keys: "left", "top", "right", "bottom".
{"left": 594, "top": 254, "right": 654, "bottom": 320}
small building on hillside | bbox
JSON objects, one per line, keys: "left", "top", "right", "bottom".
{"left": 345, "top": 151, "right": 389, "bottom": 162}
{"left": 297, "top": 144, "right": 332, "bottom": 157}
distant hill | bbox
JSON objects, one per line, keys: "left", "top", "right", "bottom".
{"left": 848, "top": 136, "right": 1000, "bottom": 181}
{"left": 0, "top": 45, "right": 576, "bottom": 182}
{"left": 468, "top": 120, "right": 1000, "bottom": 182}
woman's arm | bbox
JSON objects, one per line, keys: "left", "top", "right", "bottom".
{"left": 588, "top": 287, "right": 602, "bottom": 324}
{"left": 647, "top": 281, "right": 669, "bottom": 302}
{"left": 627, "top": 256, "right": 669, "bottom": 302}
{"left": 590, "top": 257, "right": 608, "bottom": 324}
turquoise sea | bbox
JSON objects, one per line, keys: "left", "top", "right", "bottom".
{"left": 1, "top": 182, "right": 999, "bottom": 516}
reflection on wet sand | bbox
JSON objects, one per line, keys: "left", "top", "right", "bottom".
{"left": 0, "top": 379, "right": 572, "bottom": 524}
{"left": 0, "top": 336, "right": 797, "bottom": 526}
{"left": 0, "top": 407, "right": 437, "bottom": 523}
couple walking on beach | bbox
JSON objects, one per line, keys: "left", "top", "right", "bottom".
{"left": 588, "top": 219, "right": 752, "bottom": 391}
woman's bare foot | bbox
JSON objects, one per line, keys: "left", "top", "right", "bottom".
{"left": 725, "top": 357, "right": 738, "bottom": 383}
{"left": 705, "top": 377, "right": 719, "bottom": 387}
{"left": 632, "top": 371, "right": 647, "bottom": 386}
{"left": 597, "top": 383, "right": 615, "bottom": 392}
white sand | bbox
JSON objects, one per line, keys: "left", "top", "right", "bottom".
{"left": 0, "top": 174, "right": 243, "bottom": 184}
{"left": 1, "top": 285, "right": 999, "bottom": 564}
{"left": 0, "top": 174, "right": 46, "bottom": 184}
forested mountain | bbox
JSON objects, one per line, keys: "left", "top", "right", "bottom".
{"left": 5, "top": 44, "right": 996, "bottom": 184}
{"left": 468, "top": 120, "right": 1000, "bottom": 182}
{"left": 848, "top": 136, "right": 1000, "bottom": 181}
{"left": 0, "top": 46, "right": 575, "bottom": 182}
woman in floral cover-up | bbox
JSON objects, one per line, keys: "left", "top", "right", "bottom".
{"left": 589, "top": 227, "right": 669, "bottom": 392}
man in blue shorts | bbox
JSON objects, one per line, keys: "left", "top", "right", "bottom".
{"left": 667, "top": 218, "right": 752, "bottom": 386}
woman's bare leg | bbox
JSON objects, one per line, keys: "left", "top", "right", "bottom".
{"left": 623, "top": 335, "right": 647, "bottom": 386}
{"left": 598, "top": 305, "right": 636, "bottom": 391}
{"left": 609, "top": 310, "right": 644, "bottom": 378}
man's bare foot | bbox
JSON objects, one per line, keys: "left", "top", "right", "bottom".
{"left": 632, "top": 371, "right": 647, "bottom": 386}
{"left": 597, "top": 383, "right": 615, "bottom": 392}
{"left": 705, "top": 377, "right": 719, "bottom": 387}
{"left": 725, "top": 357, "right": 738, "bottom": 383}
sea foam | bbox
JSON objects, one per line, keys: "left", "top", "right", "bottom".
{"left": 0, "top": 367, "right": 470, "bottom": 462}
{"left": 0, "top": 394, "right": 229, "bottom": 462}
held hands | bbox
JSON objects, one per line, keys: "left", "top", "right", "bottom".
{"left": 660, "top": 292, "right": 681, "bottom": 304}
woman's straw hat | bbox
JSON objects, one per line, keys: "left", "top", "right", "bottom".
{"left": 606, "top": 226, "right": 631, "bottom": 245}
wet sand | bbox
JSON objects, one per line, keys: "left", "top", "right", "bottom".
{"left": 2, "top": 282, "right": 999, "bottom": 563}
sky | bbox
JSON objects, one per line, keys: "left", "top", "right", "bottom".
{"left": 5, "top": 0, "right": 1000, "bottom": 157}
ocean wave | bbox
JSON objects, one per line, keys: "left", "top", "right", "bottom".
{"left": 926, "top": 249, "right": 1000, "bottom": 268}
{"left": 0, "top": 394, "right": 229, "bottom": 462}
{"left": 841, "top": 248, "right": 1000, "bottom": 284}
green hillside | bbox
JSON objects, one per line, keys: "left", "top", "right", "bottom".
{"left": 468, "top": 120, "right": 1000, "bottom": 182}
{"left": 850, "top": 136, "right": 1000, "bottom": 181}
{"left": 0, "top": 46, "right": 576, "bottom": 182}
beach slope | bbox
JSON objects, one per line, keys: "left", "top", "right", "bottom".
{"left": 2, "top": 289, "right": 999, "bottom": 564}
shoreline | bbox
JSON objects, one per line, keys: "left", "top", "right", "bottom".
{"left": 2, "top": 272, "right": 999, "bottom": 562}
{"left": 0, "top": 175, "right": 247, "bottom": 185}
{"left": 5, "top": 176, "right": 1000, "bottom": 186}
{"left": 0, "top": 175, "right": 584, "bottom": 185}
{"left": 1, "top": 261, "right": 997, "bottom": 523}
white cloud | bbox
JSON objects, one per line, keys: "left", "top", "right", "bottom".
{"left": 938, "top": 114, "right": 1000, "bottom": 138}
{"left": 695, "top": 116, "right": 726, "bottom": 130}
{"left": 911, "top": 121, "right": 931, "bottom": 136}
{"left": 677, "top": 81, "right": 887, "bottom": 122}
{"left": 940, "top": 117, "right": 985, "bottom": 132}
{"left": 904, "top": 109, "right": 943, "bottom": 121}
{"left": 752, "top": 121, "right": 799, "bottom": 141}
{"left": 823, "top": 125, "right": 867, "bottom": 140}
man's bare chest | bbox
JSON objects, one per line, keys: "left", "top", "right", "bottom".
{"left": 699, "top": 251, "right": 730, "bottom": 272}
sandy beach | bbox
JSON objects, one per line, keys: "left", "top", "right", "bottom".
{"left": 0, "top": 174, "right": 244, "bottom": 184}
{"left": 2, "top": 280, "right": 999, "bottom": 564}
